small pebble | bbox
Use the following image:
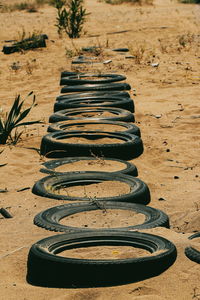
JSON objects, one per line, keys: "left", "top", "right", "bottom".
{"left": 158, "top": 197, "right": 166, "bottom": 201}
{"left": 174, "top": 176, "right": 179, "bottom": 179}
{"left": 166, "top": 149, "right": 170, "bottom": 152}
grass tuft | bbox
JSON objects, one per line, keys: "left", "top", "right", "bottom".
{"left": 0, "top": 92, "right": 42, "bottom": 145}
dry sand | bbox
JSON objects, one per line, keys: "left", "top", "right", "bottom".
{"left": 0, "top": 0, "right": 200, "bottom": 299}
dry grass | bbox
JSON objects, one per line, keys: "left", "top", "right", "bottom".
{"left": 0, "top": 0, "right": 53, "bottom": 12}
{"left": 101, "top": 0, "right": 153, "bottom": 4}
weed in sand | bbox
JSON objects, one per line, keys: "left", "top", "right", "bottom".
{"left": 128, "top": 43, "right": 146, "bottom": 64}
{"left": 53, "top": 0, "right": 88, "bottom": 38}
{"left": 10, "top": 62, "right": 21, "bottom": 73}
{"left": 180, "top": 0, "right": 200, "bottom": 3}
{"left": 101, "top": 0, "right": 153, "bottom": 4}
{"left": 0, "top": 92, "right": 41, "bottom": 145}
{"left": 24, "top": 59, "right": 38, "bottom": 75}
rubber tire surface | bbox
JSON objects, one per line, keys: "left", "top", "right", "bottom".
{"left": 40, "top": 157, "right": 138, "bottom": 176}
{"left": 60, "top": 74, "right": 126, "bottom": 86}
{"left": 185, "top": 232, "right": 200, "bottom": 264}
{"left": 61, "top": 82, "right": 131, "bottom": 93}
{"left": 27, "top": 230, "right": 177, "bottom": 287}
{"left": 34, "top": 201, "right": 170, "bottom": 233}
{"left": 54, "top": 96, "right": 134, "bottom": 113}
{"left": 61, "top": 71, "right": 80, "bottom": 78}
{"left": 32, "top": 172, "right": 150, "bottom": 204}
{"left": 56, "top": 91, "right": 131, "bottom": 101}
{"left": 40, "top": 131, "right": 143, "bottom": 159}
{"left": 47, "top": 120, "right": 141, "bottom": 137}
{"left": 49, "top": 107, "right": 135, "bottom": 123}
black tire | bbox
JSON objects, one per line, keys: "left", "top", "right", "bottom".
{"left": 2, "top": 36, "right": 46, "bottom": 54}
{"left": 47, "top": 120, "right": 141, "bottom": 137}
{"left": 40, "top": 131, "right": 143, "bottom": 160}
{"left": 112, "top": 48, "right": 129, "bottom": 52}
{"left": 61, "top": 82, "right": 131, "bottom": 93}
{"left": 61, "top": 71, "right": 80, "bottom": 78}
{"left": 32, "top": 172, "right": 150, "bottom": 204}
{"left": 27, "top": 230, "right": 177, "bottom": 287}
{"left": 40, "top": 157, "right": 138, "bottom": 176}
{"left": 54, "top": 96, "right": 134, "bottom": 113}
{"left": 60, "top": 74, "right": 126, "bottom": 86}
{"left": 185, "top": 232, "right": 200, "bottom": 264}
{"left": 49, "top": 107, "right": 135, "bottom": 123}
{"left": 56, "top": 91, "right": 131, "bottom": 101}
{"left": 34, "top": 201, "right": 170, "bottom": 233}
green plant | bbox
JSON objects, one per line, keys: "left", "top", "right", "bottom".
{"left": 0, "top": 92, "right": 41, "bottom": 145}
{"left": 53, "top": 0, "right": 88, "bottom": 38}
{"left": 101, "top": 0, "right": 153, "bottom": 4}
{"left": 180, "top": 0, "right": 200, "bottom": 3}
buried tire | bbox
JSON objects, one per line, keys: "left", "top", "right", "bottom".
{"left": 34, "top": 201, "right": 170, "bottom": 233}
{"left": 60, "top": 82, "right": 131, "bottom": 93}
{"left": 32, "top": 172, "right": 150, "bottom": 204}
{"left": 56, "top": 90, "right": 131, "bottom": 101}
{"left": 60, "top": 74, "right": 126, "bottom": 86}
{"left": 185, "top": 232, "right": 200, "bottom": 264}
{"left": 54, "top": 96, "right": 134, "bottom": 113}
{"left": 40, "top": 131, "right": 143, "bottom": 160}
{"left": 40, "top": 157, "right": 138, "bottom": 177}
{"left": 49, "top": 107, "right": 134, "bottom": 123}
{"left": 47, "top": 120, "right": 141, "bottom": 137}
{"left": 27, "top": 230, "right": 177, "bottom": 288}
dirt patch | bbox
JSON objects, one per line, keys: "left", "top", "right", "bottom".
{"left": 56, "top": 245, "right": 152, "bottom": 259}
{"left": 60, "top": 208, "right": 146, "bottom": 228}
{"left": 64, "top": 123, "right": 127, "bottom": 132}
{"left": 58, "top": 136, "right": 124, "bottom": 144}
{"left": 65, "top": 111, "right": 119, "bottom": 118}
{"left": 55, "top": 181, "right": 130, "bottom": 198}
{"left": 55, "top": 159, "right": 128, "bottom": 172}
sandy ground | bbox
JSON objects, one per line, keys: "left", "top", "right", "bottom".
{"left": 0, "top": 0, "right": 200, "bottom": 299}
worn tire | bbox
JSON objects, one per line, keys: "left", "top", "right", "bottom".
{"left": 34, "top": 201, "right": 170, "bottom": 233}
{"left": 32, "top": 172, "right": 150, "bottom": 204}
{"left": 54, "top": 96, "right": 134, "bottom": 113}
{"left": 47, "top": 120, "right": 141, "bottom": 137}
{"left": 60, "top": 74, "right": 126, "bottom": 86}
{"left": 185, "top": 232, "right": 200, "bottom": 264}
{"left": 27, "top": 230, "right": 177, "bottom": 287}
{"left": 40, "top": 131, "right": 143, "bottom": 159}
{"left": 61, "top": 82, "right": 131, "bottom": 93}
{"left": 56, "top": 91, "right": 131, "bottom": 101}
{"left": 40, "top": 157, "right": 138, "bottom": 176}
{"left": 61, "top": 71, "right": 80, "bottom": 78}
{"left": 49, "top": 107, "right": 135, "bottom": 123}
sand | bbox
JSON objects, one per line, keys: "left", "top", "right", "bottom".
{"left": 0, "top": 0, "right": 200, "bottom": 299}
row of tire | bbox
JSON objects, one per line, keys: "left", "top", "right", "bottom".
{"left": 27, "top": 73, "right": 199, "bottom": 288}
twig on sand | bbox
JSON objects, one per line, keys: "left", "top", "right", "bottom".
{"left": 0, "top": 246, "right": 29, "bottom": 259}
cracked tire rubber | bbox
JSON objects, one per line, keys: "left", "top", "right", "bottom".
{"left": 54, "top": 95, "right": 134, "bottom": 113}
{"left": 40, "top": 157, "right": 138, "bottom": 177}
{"left": 60, "top": 74, "right": 126, "bottom": 86}
{"left": 40, "top": 131, "right": 143, "bottom": 159}
{"left": 185, "top": 232, "right": 200, "bottom": 264}
{"left": 60, "top": 82, "right": 131, "bottom": 93}
{"left": 32, "top": 171, "right": 150, "bottom": 204}
{"left": 49, "top": 107, "right": 135, "bottom": 123}
{"left": 56, "top": 91, "right": 131, "bottom": 101}
{"left": 34, "top": 201, "right": 170, "bottom": 233}
{"left": 47, "top": 120, "right": 141, "bottom": 137}
{"left": 27, "top": 230, "right": 177, "bottom": 288}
